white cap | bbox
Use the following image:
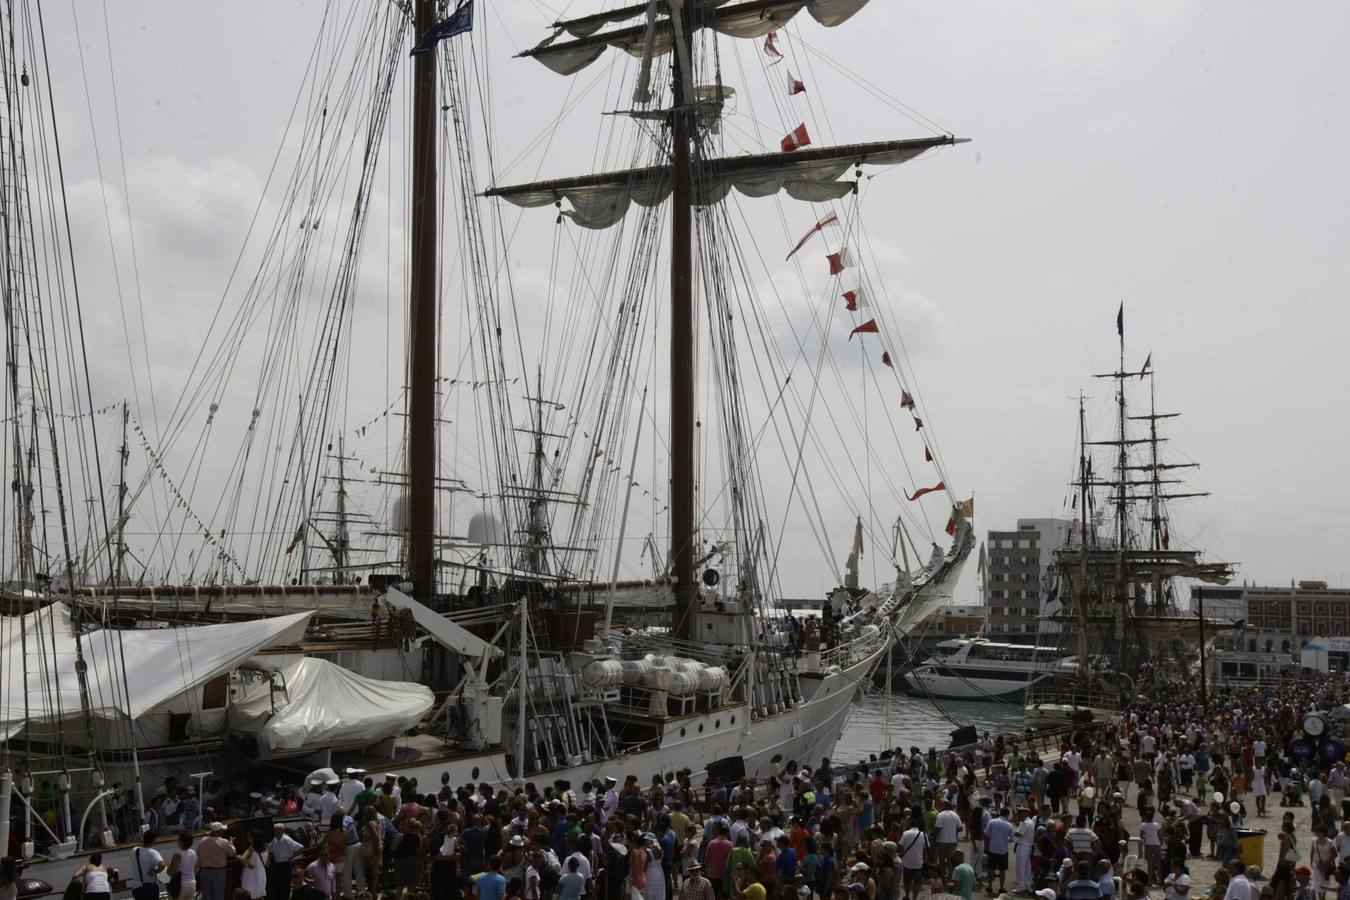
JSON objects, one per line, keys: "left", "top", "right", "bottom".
{"left": 209, "top": 821, "right": 226, "bottom": 832}
{"left": 850, "top": 863, "right": 869, "bottom": 873}
{"left": 1036, "top": 890, "right": 1057, "bottom": 900}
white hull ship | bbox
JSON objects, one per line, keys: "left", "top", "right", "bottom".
{"left": 0, "top": 0, "right": 976, "bottom": 889}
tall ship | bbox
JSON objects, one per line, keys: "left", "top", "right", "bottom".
{"left": 1024, "top": 311, "right": 1234, "bottom": 727}
{"left": 0, "top": 0, "right": 974, "bottom": 881}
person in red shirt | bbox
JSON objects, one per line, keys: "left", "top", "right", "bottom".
{"left": 868, "top": 774, "right": 886, "bottom": 806}
{"left": 704, "top": 823, "right": 734, "bottom": 900}
{"left": 756, "top": 839, "right": 778, "bottom": 889}
{"left": 789, "top": 821, "right": 810, "bottom": 862}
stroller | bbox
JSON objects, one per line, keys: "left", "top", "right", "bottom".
{"left": 1281, "top": 768, "right": 1305, "bottom": 807}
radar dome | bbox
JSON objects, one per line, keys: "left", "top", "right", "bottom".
{"left": 467, "top": 510, "right": 506, "bottom": 546}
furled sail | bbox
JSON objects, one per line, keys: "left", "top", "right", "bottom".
{"left": 484, "top": 136, "right": 961, "bottom": 228}
{"left": 525, "top": 0, "right": 871, "bottom": 76}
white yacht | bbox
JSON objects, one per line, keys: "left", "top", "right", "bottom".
{"left": 902, "top": 638, "right": 1075, "bottom": 701}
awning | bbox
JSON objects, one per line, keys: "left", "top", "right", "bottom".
{"left": 0, "top": 603, "right": 312, "bottom": 737}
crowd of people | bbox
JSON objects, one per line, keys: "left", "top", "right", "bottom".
{"left": 11, "top": 674, "right": 1350, "bottom": 900}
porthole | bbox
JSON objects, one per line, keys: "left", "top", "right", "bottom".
{"left": 731, "top": 715, "right": 736, "bottom": 724}
{"left": 471, "top": 767, "right": 480, "bottom": 780}
{"left": 698, "top": 724, "right": 704, "bottom": 733}
{"left": 680, "top": 727, "right": 687, "bottom": 737}
{"left": 715, "top": 719, "right": 721, "bottom": 729}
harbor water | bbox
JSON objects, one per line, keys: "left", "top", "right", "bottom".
{"left": 833, "top": 688, "right": 1027, "bottom": 764}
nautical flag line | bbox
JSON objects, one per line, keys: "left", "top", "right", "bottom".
{"left": 905, "top": 481, "right": 945, "bottom": 502}
{"left": 785, "top": 213, "right": 838, "bottom": 260}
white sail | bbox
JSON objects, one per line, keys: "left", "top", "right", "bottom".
{"left": 528, "top": 0, "right": 872, "bottom": 75}
{"left": 486, "top": 137, "right": 956, "bottom": 228}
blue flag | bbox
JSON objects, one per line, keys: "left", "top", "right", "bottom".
{"left": 411, "top": 0, "right": 473, "bottom": 56}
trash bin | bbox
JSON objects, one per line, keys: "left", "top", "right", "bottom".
{"left": 1237, "top": 828, "right": 1267, "bottom": 868}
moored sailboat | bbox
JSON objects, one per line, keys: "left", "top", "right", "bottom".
{"left": 2, "top": 0, "right": 976, "bottom": 885}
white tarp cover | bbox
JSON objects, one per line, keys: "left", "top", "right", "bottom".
{"left": 0, "top": 603, "right": 312, "bottom": 739}
{"left": 230, "top": 656, "right": 433, "bottom": 753}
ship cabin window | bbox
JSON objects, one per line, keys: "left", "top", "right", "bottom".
{"left": 201, "top": 674, "right": 229, "bottom": 710}
{"left": 967, "top": 644, "right": 1049, "bottom": 664}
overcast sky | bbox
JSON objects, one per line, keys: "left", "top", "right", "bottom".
{"left": 37, "top": 0, "right": 1350, "bottom": 600}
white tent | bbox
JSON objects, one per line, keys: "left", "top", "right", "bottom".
{"left": 0, "top": 603, "right": 312, "bottom": 739}
{"left": 229, "top": 656, "right": 434, "bottom": 755}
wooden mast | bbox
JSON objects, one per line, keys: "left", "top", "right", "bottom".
{"left": 408, "top": 0, "right": 439, "bottom": 598}
{"left": 669, "top": 5, "right": 697, "bottom": 642}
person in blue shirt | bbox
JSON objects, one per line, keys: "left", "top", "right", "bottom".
{"left": 552, "top": 815, "right": 572, "bottom": 859}
{"left": 775, "top": 836, "right": 797, "bottom": 883}
{"left": 659, "top": 818, "right": 677, "bottom": 896}
{"left": 704, "top": 807, "right": 730, "bottom": 847}
{"left": 461, "top": 816, "right": 487, "bottom": 877}
{"left": 475, "top": 858, "right": 508, "bottom": 900}
{"left": 558, "top": 858, "right": 587, "bottom": 900}
{"left": 1062, "top": 861, "right": 1103, "bottom": 900}
{"left": 983, "top": 808, "right": 1015, "bottom": 896}
{"left": 1095, "top": 859, "right": 1116, "bottom": 900}
{"left": 817, "top": 844, "right": 838, "bottom": 900}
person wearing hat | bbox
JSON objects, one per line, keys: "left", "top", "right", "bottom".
{"left": 603, "top": 777, "right": 621, "bottom": 823}
{"left": 680, "top": 861, "right": 714, "bottom": 900}
{"left": 339, "top": 769, "right": 365, "bottom": 813}
{"left": 1292, "top": 865, "right": 1314, "bottom": 900}
{"left": 1162, "top": 858, "right": 1191, "bottom": 900}
{"left": 322, "top": 779, "right": 346, "bottom": 826}
{"left": 197, "top": 822, "right": 238, "bottom": 900}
